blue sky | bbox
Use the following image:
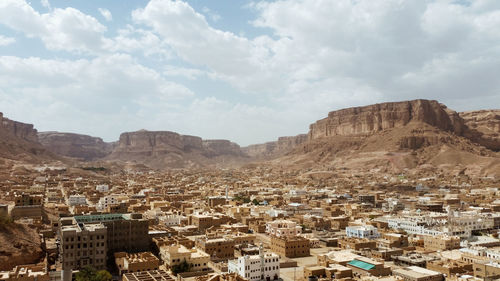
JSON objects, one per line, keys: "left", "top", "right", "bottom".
{"left": 1, "top": 0, "right": 500, "bottom": 145}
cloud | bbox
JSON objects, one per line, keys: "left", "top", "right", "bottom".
{"left": 132, "top": 0, "right": 281, "bottom": 94}
{"left": 0, "top": 54, "right": 193, "bottom": 125}
{"left": 40, "top": 0, "right": 50, "bottom": 9}
{"left": 0, "top": 35, "right": 15, "bottom": 46}
{"left": 2, "top": 0, "right": 500, "bottom": 145}
{"left": 98, "top": 8, "right": 112, "bottom": 22}
{"left": 0, "top": 0, "right": 107, "bottom": 54}
{"left": 202, "top": 6, "right": 221, "bottom": 22}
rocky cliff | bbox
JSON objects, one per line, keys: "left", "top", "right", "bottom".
{"left": 0, "top": 112, "right": 38, "bottom": 142}
{"left": 0, "top": 112, "right": 55, "bottom": 161}
{"left": 460, "top": 110, "right": 500, "bottom": 151}
{"left": 108, "top": 130, "right": 247, "bottom": 168}
{"left": 270, "top": 100, "right": 500, "bottom": 178}
{"left": 38, "top": 132, "right": 116, "bottom": 160}
{"left": 308, "top": 100, "right": 465, "bottom": 140}
{"left": 242, "top": 134, "right": 308, "bottom": 158}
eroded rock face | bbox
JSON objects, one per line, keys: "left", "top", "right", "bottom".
{"left": 114, "top": 130, "right": 203, "bottom": 156}
{"left": 242, "top": 134, "right": 308, "bottom": 158}
{"left": 308, "top": 100, "right": 465, "bottom": 140}
{"left": 0, "top": 112, "right": 38, "bottom": 142}
{"left": 38, "top": 132, "right": 115, "bottom": 160}
{"left": 460, "top": 110, "right": 500, "bottom": 151}
{"left": 109, "top": 130, "right": 246, "bottom": 168}
{"left": 202, "top": 140, "right": 244, "bottom": 157}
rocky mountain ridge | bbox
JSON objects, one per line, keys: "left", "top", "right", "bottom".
{"left": 107, "top": 130, "right": 248, "bottom": 169}
{"left": 3, "top": 99, "right": 500, "bottom": 174}
{"left": 242, "top": 134, "right": 308, "bottom": 158}
{"left": 0, "top": 112, "right": 54, "bottom": 162}
{"left": 38, "top": 132, "right": 116, "bottom": 161}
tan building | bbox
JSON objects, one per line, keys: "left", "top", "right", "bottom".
{"left": 196, "top": 237, "right": 235, "bottom": 261}
{"left": 426, "top": 259, "right": 472, "bottom": 276}
{"left": 270, "top": 236, "right": 310, "bottom": 258}
{"left": 160, "top": 244, "right": 210, "bottom": 273}
{"left": 339, "top": 238, "right": 377, "bottom": 251}
{"left": 472, "top": 262, "right": 500, "bottom": 279}
{"left": 115, "top": 252, "right": 160, "bottom": 275}
{"left": 122, "top": 269, "right": 174, "bottom": 281}
{"left": 0, "top": 265, "right": 49, "bottom": 281}
{"left": 423, "top": 235, "right": 460, "bottom": 251}
{"left": 392, "top": 266, "right": 444, "bottom": 281}
{"left": 346, "top": 257, "right": 391, "bottom": 277}
{"left": 192, "top": 215, "right": 218, "bottom": 232}
{"left": 59, "top": 217, "right": 107, "bottom": 271}
{"left": 10, "top": 194, "right": 44, "bottom": 219}
{"left": 14, "top": 194, "right": 43, "bottom": 206}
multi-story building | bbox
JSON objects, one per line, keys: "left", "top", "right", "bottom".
{"left": 58, "top": 217, "right": 107, "bottom": 274}
{"left": 270, "top": 236, "right": 310, "bottom": 258}
{"left": 96, "top": 184, "right": 109, "bottom": 193}
{"left": 345, "top": 225, "right": 379, "bottom": 239}
{"left": 160, "top": 244, "right": 210, "bottom": 273}
{"left": 191, "top": 215, "right": 217, "bottom": 232}
{"left": 14, "top": 194, "right": 43, "bottom": 206}
{"left": 97, "top": 194, "right": 126, "bottom": 211}
{"left": 265, "top": 220, "right": 302, "bottom": 238}
{"left": 195, "top": 237, "right": 235, "bottom": 261}
{"left": 473, "top": 261, "right": 500, "bottom": 279}
{"left": 68, "top": 195, "right": 87, "bottom": 206}
{"left": 74, "top": 213, "right": 149, "bottom": 254}
{"left": 10, "top": 194, "right": 43, "bottom": 219}
{"left": 423, "top": 235, "right": 460, "bottom": 251}
{"left": 228, "top": 247, "right": 280, "bottom": 281}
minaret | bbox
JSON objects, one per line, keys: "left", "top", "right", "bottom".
{"left": 225, "top": 185, "right": 229, "bottom": 200}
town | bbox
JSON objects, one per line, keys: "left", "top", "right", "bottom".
{"left": 1, "top": 166, "right": 499, "bottom": 281}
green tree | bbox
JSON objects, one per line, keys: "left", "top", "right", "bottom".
{"left": 75, "top": 266, "right": 112, "bottom": 281}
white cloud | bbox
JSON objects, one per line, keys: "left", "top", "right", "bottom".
{"left": 0, "top": 0, "right": 107, "bottom": 54}
{"left": 0, "top": 35, "right": 15, "bottom": 46}
{"left": 132, "top": 0, "right": 281, "bottom": 94}
{"left": 40, "top": 0, "right": 50, "bottom": 9}
{"left": 2, "top": 0, "right": 500, "bottom": 145}
{"left": 202, "top": 6, "right": 221, "bottom": 22}
{"left": 98, "top": 8, "right": 112, "bottom": 22}
{"left": 0, "top": 54, "right": 193, "bottom": 113}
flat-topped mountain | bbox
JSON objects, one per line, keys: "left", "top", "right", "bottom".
{"left": 242, "top": 134, "right": 307, "bottom": 159}
{"left": 267, "top": 100, "right": 500, "bottom": 178}
{"left": 38, "top": 132, "right": 116, "bottom": 161}
{"left": 308, "top": 99, "right": 465, "bottom": 139}
{"left": 107, "top": 130, "right": 247, "bottom": 169}
{"left": 5, "top": 99, "right": 500, "bottom": 176}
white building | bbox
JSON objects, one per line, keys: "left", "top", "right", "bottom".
{"left": 345, "top": 225, "right": 379, "bottom": 239}
{"left": 68, "top": 195, "right": 87, "bottom": 206}
{"left": 96, "top": 184, "right": 109, "bottom": 193}
{"left": 159, "top": 214, "right": 186, "bottom": 226}
{"left": 266, "top": 220, "right": 302, "bottom": 238}
{"left": 228, "top": 246, "right": 280, "bottom": 281}
{"left": 97, "top": 194, "right": 125, "bottom": 210}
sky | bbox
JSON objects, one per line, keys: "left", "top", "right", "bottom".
{"left": 1, "top": 0, "right": 500, "bottom": 146}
